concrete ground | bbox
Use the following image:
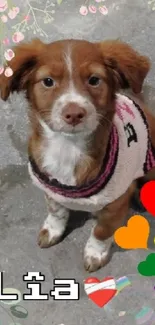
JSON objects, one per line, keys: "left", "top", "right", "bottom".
{"left": 1, "top": 0, "right": 155, "bottom": 324}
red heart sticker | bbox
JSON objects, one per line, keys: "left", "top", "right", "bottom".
{"left": 140, "top": 181, "right": 155, "bottom": 216}
{"left": 84, "top": 276, "right": 117, "bottom": 307}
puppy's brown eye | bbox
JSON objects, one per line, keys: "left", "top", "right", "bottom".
{"left": 42, "top": 77, "right": 55, "bottom": 88}
{"left": 88, "top": 76, "right": 101, "bottom": 87}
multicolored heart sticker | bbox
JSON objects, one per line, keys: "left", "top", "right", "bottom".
{"left": 84, "top": 276, "right": 117, "bottom": 307}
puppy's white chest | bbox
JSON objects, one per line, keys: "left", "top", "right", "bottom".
{"left": 42, "top": 133, "right": 86, "bottom": 186}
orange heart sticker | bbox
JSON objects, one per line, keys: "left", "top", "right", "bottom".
{"left": 114, "top": 215, "right": 150, "bottom": 249}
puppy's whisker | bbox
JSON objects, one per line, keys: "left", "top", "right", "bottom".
{"left": 97, "top": 114, "right": 113, "bottom": 127}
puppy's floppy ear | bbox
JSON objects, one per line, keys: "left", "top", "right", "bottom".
{"left": 98, "top": 40, "right": 150, "bottom": 93}
{"left": 0, "top": 38, "right": 45, "bottom": 101}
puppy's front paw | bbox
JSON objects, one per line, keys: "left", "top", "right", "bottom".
{"left": 84, "top": 236, "right": 113, "bottom": 272}
{"left": 38, "top": 212, "right": 68, "bottom": 249}
{"left": 38, "top": 228, "right": 61, "bottom": 248}
{"left": 84, "top": 250, "right": 110, "bottom": 272}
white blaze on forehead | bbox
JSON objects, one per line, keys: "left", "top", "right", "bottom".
{"left": 55, "top": 45, "right": 93, "bottom": 110}
{"left": 51, "top": 43, "right": 99, "bottom": 133}
{"left": 64, "top": 44, "right": 73, "bottom": 77}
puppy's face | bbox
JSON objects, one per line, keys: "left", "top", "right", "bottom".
{"left": 0, "top": 39, "right": 150, "bottom": 136}
{"left": 32, "top": 41, "right": 115, "bottom": 135}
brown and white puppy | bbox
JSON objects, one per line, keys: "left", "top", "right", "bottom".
{"left": 0, "top": 39, "right": 155, "bottom": 272}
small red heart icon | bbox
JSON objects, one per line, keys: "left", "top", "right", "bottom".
{"left": 140, "top": 181, "right": 155, "bottom": 216}
{"left": 84, "top": 276, "right": 117, "bottom": 307}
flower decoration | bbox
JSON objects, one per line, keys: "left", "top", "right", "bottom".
{"left": 88, "top": 5, "right": 97, "bottom": 13}
{"left": 1, "top": 14, "right": 7, "bottom": 22}
{"left": 79, "top": 0, "right": 108, "bottom": 16}
{"left": 12, "top": 31, "right": 24, "bottom": 43}
{"left": 8, "top": 6, "right": 20, "bottom": 19}
{"left": 4, "top": 66, "right": 13, "bottom": 76}
{"left": 0, "top": 0, "right": 8, "bottom": 13}
{"left": 0, "top": 0, "right": 64, "bottom": 77}
{"left": 99, "top": 5, "right": 108, "bottom": 15}
{"left": 3, "top": 37, "right": 9, "bottom": 45}
{"left": 4, "top": 48, "right": 15, "bottom": 61}
{"left": 79, "top": 5, "right": 88, "bottom": 15}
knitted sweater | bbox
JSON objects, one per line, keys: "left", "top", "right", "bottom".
{"left": 28, "top": 94, "right": 155, "bottom": 213}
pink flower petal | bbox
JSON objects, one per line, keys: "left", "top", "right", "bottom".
{"left": 79, "top": 5, "right": 88, "bottom": 16}
{"left": 0, "top": 0, "right": 7, "bottom": 12}
{"left": 89, "top": 5, "right": 97, "bottom": 13}
{"left": 99, "top": 5, "right": 108, "bottom": 15}
{"left": 95, "top": 0, "right": 102, "bottom": 2}
{"left": 24, "top": 15, "right": 30, "bottom": 21}
{"left": 4, "top": 67, "right": 13, "bottom": 77}
{"left": 1, "top": 14, "right": 7, "bottom": 22}
{"left": 12, "top": 32, "right": 24, "bottom": 43}
{"left": 0, "top": 66, "right": 4, "bottom": 75}
{"left": 13, "top": 6, "right": 20, "bottom": 14}
{"left": 3, "top": 38, "right": 10, "bottom": 45}
{"left": 4, "top": 49, "right": 15, "bottom": 61}
{"left": 0, "top": 0, "right": 6, "bottom": 5}
{"left": 8, "top": 9, "right": 16, "bottom": 19}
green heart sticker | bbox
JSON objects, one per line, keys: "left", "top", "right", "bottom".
{"left": 137, "top": 253, "right": 155, "bottom": 276}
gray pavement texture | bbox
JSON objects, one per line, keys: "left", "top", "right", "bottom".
{"left": 1, "top": 0, "right": 155, "bottom": 324}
